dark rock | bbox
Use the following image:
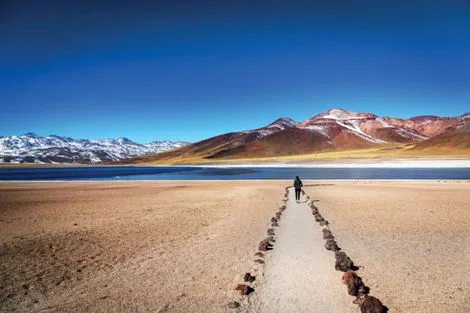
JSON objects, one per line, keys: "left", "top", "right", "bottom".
{"left": 342, "top": 270, "right": 364, "bottom": 296}
{"left": 267, "top": 236, "right": 275, "bottom": 243}
{"left": 254, "top": 259, "right": 265, "bottom": 264}
{"left": 267, "top": 229, "right": 275, "bottom": 236}
{"left": 227, "top": 301, "right": 241, "bottom": 309}
{"left": 244, "top": 273, "right": 256, "bottom": 282}
{"left": 359, "top": 285, "right": 370, "bottom": 295}
{"left": 325, "top": 239, "right": 339, "bottom": 251}
{"left": 335, "top": 251, "right": 354, "bottom": 272}
{"left": 258, "top": 240, "right": 272, "bottom": 251}
{"left": 254, "top": 252, "right": 264, "bottom": 258}
{"left": 322, "top": 229, "right": 334, "bottom": 240}
{"left": 271, "top": 217, "right": 278, "bottom": 223}
{"left": 314, "top": 214, "right": 325, "bottom": 222}
{"left": 271, "top": 222, "right": 279, "bottom": 227}
{"left": 275, "top": 212, "right": 282, "bottom": 219}
{"left": 235, "top": 284, "right": 255, "bottom": 295}
{"left": 319, "top": 220, "right": 329, "bottom": 226}
{"left": 353, "top": 295, "right": 387, "bottom": 313}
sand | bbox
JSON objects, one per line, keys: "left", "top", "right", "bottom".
{"left": 1, "top": 180, "right": 469, "bottom": 313}
{"left": 242, "top": 194, "right": 357, "bottom": 313}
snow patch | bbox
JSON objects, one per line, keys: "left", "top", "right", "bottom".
{"left": 336, "top": 120, "right": 386, "bottom": 144}
{"left": 301, "top": 125, "right": 330, "bottom": 138}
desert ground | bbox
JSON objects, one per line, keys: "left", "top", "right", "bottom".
{"left": 0, "top": 180, "right": 469, "bottom": 312}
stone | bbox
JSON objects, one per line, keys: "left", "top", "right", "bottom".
{"left": 244, "top": 272, "right": 256, "bottom": 282}
{"left": 319, "top": 220, "right": 329, "bottom": 226}
{"left": 271, "top": 222, "right": 279, "bottom": 227}
{"left": 325, "top": 239, "right": 339, "bottom": 251}
{"left": 235, "top": 284, "right": 255, "bottom": 295}
{"left": 335, "top": 251, "right": 354, "bottom": 272}
{"left": 267, "top": 229, "right": 275, "bottom": 236}
{"left": 342, "top": 270, "right": 364, "bottom": 296}
{"left": 353, "top": 295, "right": 387, "bottom": 313}
{"left": 227, "top": 301, "right": 241, "bottom": 309}
{"left": 271, "top": 217, "right": 278, "bottom": 223}
{"left": 258, "top": 240, "right": 272, "bottom": 251}
{"left": 322, "top": 229, "right": 334, "bottom": 240}
{"left": 254, "top": 259, "right": 265, "bottom": 264}
{"left": 314, "top": 214, "right": 324, "bottom": 222}
{"left": 254, "top": 252, "right": 264, "bottom": 258}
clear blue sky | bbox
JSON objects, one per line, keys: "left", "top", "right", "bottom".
{"left": 1, "top": 1, "right": 469, "bottom": 143}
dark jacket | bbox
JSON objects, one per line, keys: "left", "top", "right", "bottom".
{"left": 294, "top": 178, "right": 303, "bottom": 189}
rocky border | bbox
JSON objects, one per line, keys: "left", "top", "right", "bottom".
{"left": 227, "top": 187, "right": 290, "bottom": 309}
{"left": 307, "top": 195, "right": 389, "bottom": 313}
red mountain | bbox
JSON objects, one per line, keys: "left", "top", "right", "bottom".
{"left": 116, "top": 109, "right": 469, "bottom": 164}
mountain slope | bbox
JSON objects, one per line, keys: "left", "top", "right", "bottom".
{"left": 118, "top": 109, "right": 468, "bottom": 164}
{"left": 301, "top": 108, "right": 428, "bottom": 144}
{"left": 408, "top": 113, "right": 470, "bottom": 152}
{"left": 0, "top": 133, "right": 189, "bottom": 164}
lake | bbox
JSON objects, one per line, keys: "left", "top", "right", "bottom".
{"left": 0, "top": 166, "right": 469, "bottom": 181}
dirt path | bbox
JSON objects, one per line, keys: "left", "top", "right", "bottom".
{"left": 243, "top": 193, "right": 357, "bottom": 313}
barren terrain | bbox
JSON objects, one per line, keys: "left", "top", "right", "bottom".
{"left": 1, "top": 181, "right": 469, "bottom": 312}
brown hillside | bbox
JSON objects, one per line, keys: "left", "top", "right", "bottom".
{"left": 409, "top": 129, "right": 470, "bottom": 151}
{"left": 113, "top": 109, "right": 469, "bottom": 165}
{"left": 206, "top": 128, "right": 334, "bottom": 159}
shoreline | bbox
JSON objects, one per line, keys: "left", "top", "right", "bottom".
{"left": 1, "top": 178, "right": 470, "bottom": 184}
{"left": 1, "top": 158, "right": 470, "bottom": 168}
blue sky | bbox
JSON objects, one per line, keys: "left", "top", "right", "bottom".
{"left": 1, "top": 1, "right": 469, "bottom": 143}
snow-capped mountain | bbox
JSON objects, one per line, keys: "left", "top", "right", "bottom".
{"left": 125, "top": 108, "right": 468, "bottom": 163}
{"left": 0, "top": 133, "right": 189, "bottom": 164}
{"left": 300, "top": 108, "right": 430, "bottom": 144}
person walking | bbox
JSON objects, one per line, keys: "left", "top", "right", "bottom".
{"left": 294, "top": 176, "right": 303, "bottom": 201}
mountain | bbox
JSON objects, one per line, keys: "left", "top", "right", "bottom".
{"left": 0, "top": 133, "right": 189, "bottom": 164}
{"left": 408, "top": 113, "right": 470, "bottom": 152}
{"left": 117, "top": 108, "right": 468, "bottom": 164}
{"left": 299, "top": 108, "right": 428, "bottom": 145}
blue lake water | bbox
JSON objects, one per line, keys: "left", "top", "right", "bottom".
{"left": 0, "top": 166, "right": 469, "bottom": 181}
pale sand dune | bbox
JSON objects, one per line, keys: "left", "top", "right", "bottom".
{"left": 0, "top": 181, "right": 469, "bottom": 313}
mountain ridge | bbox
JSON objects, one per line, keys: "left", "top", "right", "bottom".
{"left": 116, "top": 108, "right": 469, "bottom": 164}
{"left": 0, "top": 134, "right": 189, "bottom": 164}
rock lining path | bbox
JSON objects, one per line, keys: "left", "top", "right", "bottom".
{"left": 242, "top": 193, "right": 357, "bottom": 313}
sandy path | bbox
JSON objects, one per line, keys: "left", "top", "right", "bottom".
{"left": 244, "top": 193, "right": 356, "bottom": 313}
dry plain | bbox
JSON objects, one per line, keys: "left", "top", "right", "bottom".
{"left": 0, "top": 180, "right": 469, "bottom": 313}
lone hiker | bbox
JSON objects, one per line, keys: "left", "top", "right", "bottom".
{"left": 294, "top": 176, "right": 303, "bottom": 201}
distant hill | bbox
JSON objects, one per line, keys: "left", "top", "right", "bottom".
{"left": 117, "top": 109, "right": 469, "bottom": 165}
{"left": 0, "top": 133, "right": 189, "bottom": 164}
{"left": 408, "top": 113, "right": 470, "bottom": 152}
